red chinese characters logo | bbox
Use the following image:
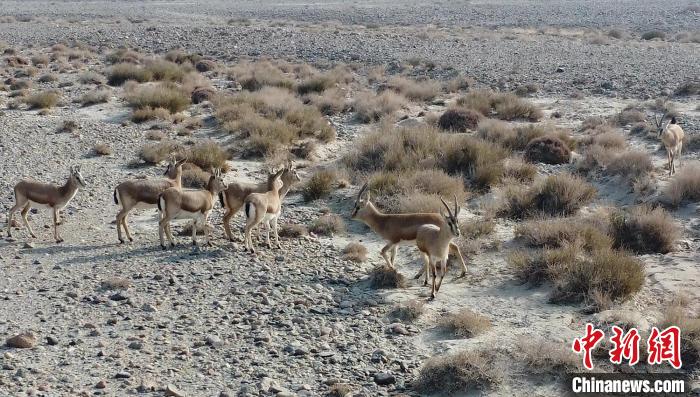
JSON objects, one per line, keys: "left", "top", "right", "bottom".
{"left": 572, "top": 323, "right": 605, "bottom": 370}
{"left": 647, "top": 326, "right": 682, "bottom": 369}
{"left": 573, "top": 324, "right": 682, "bottom": 370}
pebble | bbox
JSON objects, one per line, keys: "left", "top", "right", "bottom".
{"left": 373, "top": 373, "right": 396, "bottom": 386}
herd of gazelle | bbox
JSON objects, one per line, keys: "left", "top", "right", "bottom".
{"left": 3, "top": 112, "right": 687, "bottom": 297}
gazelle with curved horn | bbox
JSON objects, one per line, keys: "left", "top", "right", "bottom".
{"left": 654, "top": 112, "right": 684, "bottom": 175}
{"left": 220, "top": 161, "right": 301, "bottom": 242}
{"left": 6, "top": 165, "right": 87, "bottom": 243}
{"left": 157, "top": 169, "right": 227, "bottom": 249}
{"left": 350, "top": 183, "right": 467, "bottom": 283}
{"left": 416, "top": 196, "right": 462, "bottom": 299}
{"left": 113, "top": 157, "right": 186, "bottom": 243}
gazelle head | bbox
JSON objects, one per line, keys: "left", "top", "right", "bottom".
{"left": 70, "top": 165, "right": 87, "bottom": 187}
{"left": 653, "top": 112, "right": 671, "bottom": 137}
{"left": 267, "top": 168, "right": 285, "bottom": 191}
{"left": 208, "top": 169, "right": 228, "bottom": 193}
{"left": 351, "top": 182, "right": 372, "bottom": 219}
{"left": 440, "top": 195, "right": 461, "bottom": 238}
{"left": 281, "top": 160, "right": 301, "bottom": 185}
{"left": 163, "top": 156, "right": 186, "bottom": 177}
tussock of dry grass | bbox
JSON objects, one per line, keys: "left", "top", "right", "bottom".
{"left": 342, "top": 242, "right": 368, "bottom": 263}
{"left": 138, "top": 140, "right": 183, "bottom": 164}
{"left": 675, "top": 80, "right": 700, "bottom": 96}
{"left": 126, "top": 83, "right": 190, "bottom": 114}
{"left": 456, "top": 90, "right": 542, "bottom": 121}
{"left": 278, "top": 223, "right": 309, "bottom": 238}
{"left": 80, "top": 88, "right": 110, "bottom": 106}
{"left": 37, "top": 73, "right": 57, "bottom": 83}
{"left": 515, "top": 216, "right": 611, "bottom": 251}
{"left": 615, "top": 106, "right": 646, "bottom": 126}
{"left": 351, "top": 90, "right": 407, "bottom": 123}
{"left": 499, "top": 174, "right": 596, "bottom": 219}
{"left": 413, "top": 350, "right": 501, "bottom": 395}
{"left": 227, "top": 60, "right": 294, "bottom": 91}
{"left": 460, "top": 219, "right": 496, "bottom": 240}
{"left": 369, "top": 265, "right": 406, "bottom": 289}
{"left": 610, "top": 206, "right": 679, "bottom": 254}
{"left": 131, "top": 107, "right": 171, "bottom": 123}
{"left": 605, "top": 150, "right": 653, "bottom": 178}
{"left": 93, "top": 143, "right": 112, "bottom": 156}
{"left": 107, "top": 63, "right": 152, "bottom": 85}
{"left": 660, "top": 302, "right": 700, "bottom": 370}
{"left": 181, "top": 164, "right": 210, "bottom": 188}
{"left": 79, "top": 71, "right": 105, "bottom": 85}
{"left": 389, "top": 300, "right": 424, "bottom": 322}
{"left": 306, "top": 88, "right": 347, "bottom": 115}
{"left": 437, "top": 108, "right": 482, "bottom": 132}
{"left": 309, "top": 214, "right": 345, "bottom": 236}
{"left": 303, "top": 169, "right": 337, "bottom": 201}
{"left": 23, "top": 90, "right": 60, "bottom": 109}
{"left": 516, "top": 336, "right": 580, "bottom": 373}
{"left": 187, "top": 140, "right": 228, "bottom": 171}
{"left": 509, "top": 244, "right": 644, "bottom": 305}
{"left": 106, "top": 48, "right": 142, "bottom": 64}
{"left": 386, "top": 76, "right": 440, "bottom": 101}
{"left": 664, "top": 163, "right": 700, "bottom": 206}
{"left": 524, "top": 136, "right": 571, "bottom": 164}
{"left": 439, "top": 309, "right": 492, "bottom": 338}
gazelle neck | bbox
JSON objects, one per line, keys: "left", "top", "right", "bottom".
{"left": 358, "top": 201, "right": 386, "bottom": 228}
{"left": 60, "top": 176, "right": 80, "bottom": 197}
{"left": 172, "top": 167, "right": 183, "bottom": 188}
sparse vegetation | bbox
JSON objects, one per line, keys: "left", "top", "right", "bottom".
{"left": 437, "top": 108, "right": 482, "bottom": 132}
{"left": 664, "top": 163, "right": 700, "bottom": 206}
{"left": 387, "top": 76, "right": 440, "bottom": 101}
{"left": 641, "top": 30, "right": 666, "bottom": 41}
{"left": 605, "top": 150, "right": 653, "bottom": 178}
{"left": 80, "top": 88, "right": 110, "bottom": 106}
{"left": 524, "top": 136, "right": 571, "bottom": 164}
{"left": 342, "top": 242, "right": 368, "bottom": 263}
{"left": 456, "top": 90, "right": 543, "bottom": 121}
{"left": 303, "top": 169, "right": 337, "bottom": 201}
{"left": 309, "top": 214, "right": 345, "bottom": 236}
{"left": 93, "top": 143, "right": 112, "bottom": 156}
{"left": 517, "top": 337, "right": 580, "bottom": 373}
{"left": 414, "top": 350, "right": 501, "bottom": 395}
{"left": 107, "top": 63, "right": 152, "bottom": 85}
{"left": 439, "top": 309, "right": 491, "bottom": 338}
{"left": 138, "top": 140, "right": 183, "bottom": 164}
{"left": 610, "top": 206, "right": 679, "bottom": 254}
{"left": 369, "top": 265, "right": 406, "bottom": 289}
{"left": 126, "top": 83, "right": 190, "bottom": 114}
{"left": 515, "top": 216, "right": 611, "bottom": 251}
{"left": 498, "top": 174, "right": 596, "bottom": 219}
{"left": 351, "top": 90, "right": 407, "bottom": 123}
{"left": 24, "top": 90, "right": 60, "bottom": 109}
{"left": 389, "top": 300, "right": 424, "bottom": 322}
{"left": 675, "top": 80, "right": 700, "bottom": 96}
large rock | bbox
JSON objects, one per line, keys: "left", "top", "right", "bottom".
{"left": 6, "top": 332, "right": 36, "bottom": 348}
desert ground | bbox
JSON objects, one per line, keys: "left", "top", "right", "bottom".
{"left": 0, "top": 1, "right": 699, "bottom": 396}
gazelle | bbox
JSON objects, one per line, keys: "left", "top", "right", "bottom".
{"left": 220, "top": 161, "right": 301, "bottom": 242}
{"left": 350, "top": 183, "right": 467, "bottom": 283}
{"left": 113, "top": 158, "right": 186, "bottom": 243}
{"left": 6, "top": 165, "right": 87, "bottom": 243}
{"left": 416, "top": 197, "right": 461, "bottom": 299}
{"left": 654, "top": 112, "right": 684, "bottom": 175}
{"left": 242, "top": 166, "right": 297, "bottom": 254}
{"left": 157, "top": 169, "right": 227, "bottom": 249}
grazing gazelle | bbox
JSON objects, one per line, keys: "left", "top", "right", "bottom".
{"left": 350, "top": 183, "right": 467, "bottom": 283}
{"left": 654, "top": 112, "right": 684, "bottom": 175}
{"left": 242, "top": 167, "right": 294, "bottom": 254}
{"left": 6, "top": 165, "right": 87, "bottom": 243}
{"left": 157, "top": 169, "right": 227, "bottom": 249}
{"left": 416, "top": 197, "right": 461, "bottom": 299}
{"left": 113, "top": 158, "right": 186, "bottom": 243}
{"left": 220, "top": 161, "right": 301, "bottom": 242}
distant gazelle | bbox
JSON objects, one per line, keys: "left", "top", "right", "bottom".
{"left": 6, "top": 165, "right": 87, "bottom": 243}
{"left": 654, "top": 113, "right": 684, "bottom": 175}
{"left": 416, "top": 197, "right": 462, "bottom": 299}
{"left": 350, "top": 183, "right": 467, "bottom": 283}
{"left": 220, "top": 161, "right": 301, "bottom": 242}
{"left": 157, "top": 169, "right": 227, "bottom": 249}
{"left": 242, "top": 164, "right": 300, "bottom": 254}
{"left": 113, "top": 158, "right": 186, "bottom": 243}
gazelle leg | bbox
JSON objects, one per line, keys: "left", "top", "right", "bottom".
{"left": 20, "top": 203, "right": 36, "bottom": 238}
{"left": 203, "top": 212, "right": 212, "bottom": 246}
{"left": 116, "top": 208, "right": 129, "bottom": 243}
{"left": 55, "top": 209, "right": 62, "bottom": 225}
{"left": 415, "top": 252, "right": 430, "bottom": 286}
{"left": 158, "top": 218, "right": 166, "bottom": 249}
{"left": 122, "top": 214, "right": 134, "bottom": 242}
{"left": 222, "top": 205, "right": 242, "bottom": 242}
{"left": 436, "top": 259, "right": 447, "bottom": 293}
{"left": 265, "top": 220, "right": 272, "bottom": 248}
{"left": 53, "top": 207, "right": 63, "bottom": 243}
{"left": 677, "top": 143, "right": 682, "bottom": 168}
{"left": 271, "top": 217, "right": 281, "bottom": 248}
{"left": 449, "top": 242, "right": 468, "bottom": 277}
{"left": 7, "top": 195, "right": 26, "bottom": 237}
{"left": 380, "top": 243, "right": 397, "bottom": 268}
{"left": 430, "top": 258, "right": 437, "bottom": 300}
{"left": 191, "top": 219, "right": 198, "bottom": 246}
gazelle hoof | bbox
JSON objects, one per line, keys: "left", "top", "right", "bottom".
{"left": 413, "top": 273, "right": 422, "bottom": 280}
{"left": 161, "top": 244, "right": 167, "bottom": 250}
{"left": 423, "top": 281, "right": 428, "bottom": 287}
{"left": 119, "top": 239, "right": 125, "bottom": 244}
{"left": 56, "top": 239, "right": 64, "bottom": 244}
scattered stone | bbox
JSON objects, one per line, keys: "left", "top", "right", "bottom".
{"left": 95, "top": 380, "right": 107, "bottom": 389}
{"left": 373, "top": 373, "right": 396, "bottom": 386}
{"left": 165, "top": 384, "right": 185, "bottom": 397}
{"left": 115, "top": 372, "right": 131, "bottom": 379}
{"left": 6, "top": 332, "right": 36, "bottom": 348}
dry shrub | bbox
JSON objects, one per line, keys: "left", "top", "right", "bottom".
{"left": 387, "top": 76, "right": 440, "bottom": 101}
{"left": 328, "top": 384, "right": 352, "bottom": 397}
{"left": 342, "top": 242, "right": 368, "bottom": 263}
{"left": 278, "top": 223, "right": 308, "bottom": 238}
{"left": 369, "top": 265, "right": 406, "bottom": 289}
{"left": 306, "top": 88, "right": 347, "bottom": 115}
{"left": 79, "top": 71, "right": 105, "bottom": 85}
{"left": 605, "top": 150, "right": 653, "bottom": 178}
{"left": 684, "top": 134, "right": 700, "bottom": 153}
{"left": 516, "top": 336, "right": 580, "bottom": 373}
{"left": 138, "top": 140, "right": 183, "bottom": 164}
{"left": 443, "top": 75, "right": 474, "bottom": 93}
{"left": 181, "top": 164, "right": 210, "bottom": 188}
{"left": 460, "top": 219, "right": 496, "bottom": 240}
{"left": 352, "top": 90, "right": 407, "bottom": 123}
{"left": 195, "top": 59, "right": 217, "bottom": 72}
{"left": 9, "top": 79, "right": 32, "bottom": 90}
{"left": 309, "top": 214, "right": 345, "bottom": 236}
{"left": 37, "top": 73, "right": 57, "bottom": 83}
{"left": 144, "top": 58, "right": 189, "bottom": 82}
{"left": 513, "top": 83, "right": 539, "bottom": 97}
{"left": 93, "top": 143, "right": 112, "bottom": 156}
{"left": 457, "top": 90, "right": 542, "bottom": 121}
{"left": 24, "top": 90, "right": 60, "bottom": 109}
{"left": 187, "top": 140, "right": 228, "bottom": 171}
{"left": 499, "top": 173, "right": 596, "bottom": 219}
{"left": 630, "top": 122, "right": 655, "bottom": 137}
{"left": 126, "top": 83, "right": 189, "bottom": 113}
{"left": 615, "top": 106, "right": 646, "bottom": 126}
{"left": 30, "top": 55, "right": 49, "bottom": 66}
{"left": 439, "top": 309, "right": 491, "bottom": 338}
{"left": 524, "top": 136, "right": 571, "bottom": 164}
{"left": 503, "top": 157, "right": 537, "bottom": 182}
{"left": 664, "top": 163, "right": 700, "bottom": 206}
{"left": 227, "top": 61, "right": 294, "bottom": 91}
{"left": 57, "top": 120, "right": 78, "bottom": 134}
{"left": 610, "top": 206, "right": 679, "bottom": 254}
{"left": 509, "top": 244, "right": 645, "bottom": 304}
{"left": 164, "top": 50, "right": 201, "bottom": 65}
{"left": 107, "top": 63, "right": 152, "bottom": 85}
{"left": 106, "top": 48, "right": 142, "bottom": 64}
{"left": 131, "top": 107, "right": 171, "bottom": 123}
{"left": 675, "top": 80, "right": 700, "bottom": 96}
{"left": 303, "top": 169, "right": 337, "bottom": 201}
{"left": 368, "top": 169, "right": 468, "bottom": 213}
{"left": 515, "top": 217, "right": 611, "bottom": 251}
{"left": 579, "top": 125, "right": 626, "bottom": 149}
{"left": 413, "top": 350, "right": 500, "bottom": 395}
{"left": 80, "top": 88, "right": 110, "bottom": 106}
{"left": 437, "top": 108, "right": 482, "bottom": 132}
{"left": 389, "top": 300, "right": 424, "bottom": 322}
{"left": 641, "top": 30, "right": 666, "bottom": 40}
